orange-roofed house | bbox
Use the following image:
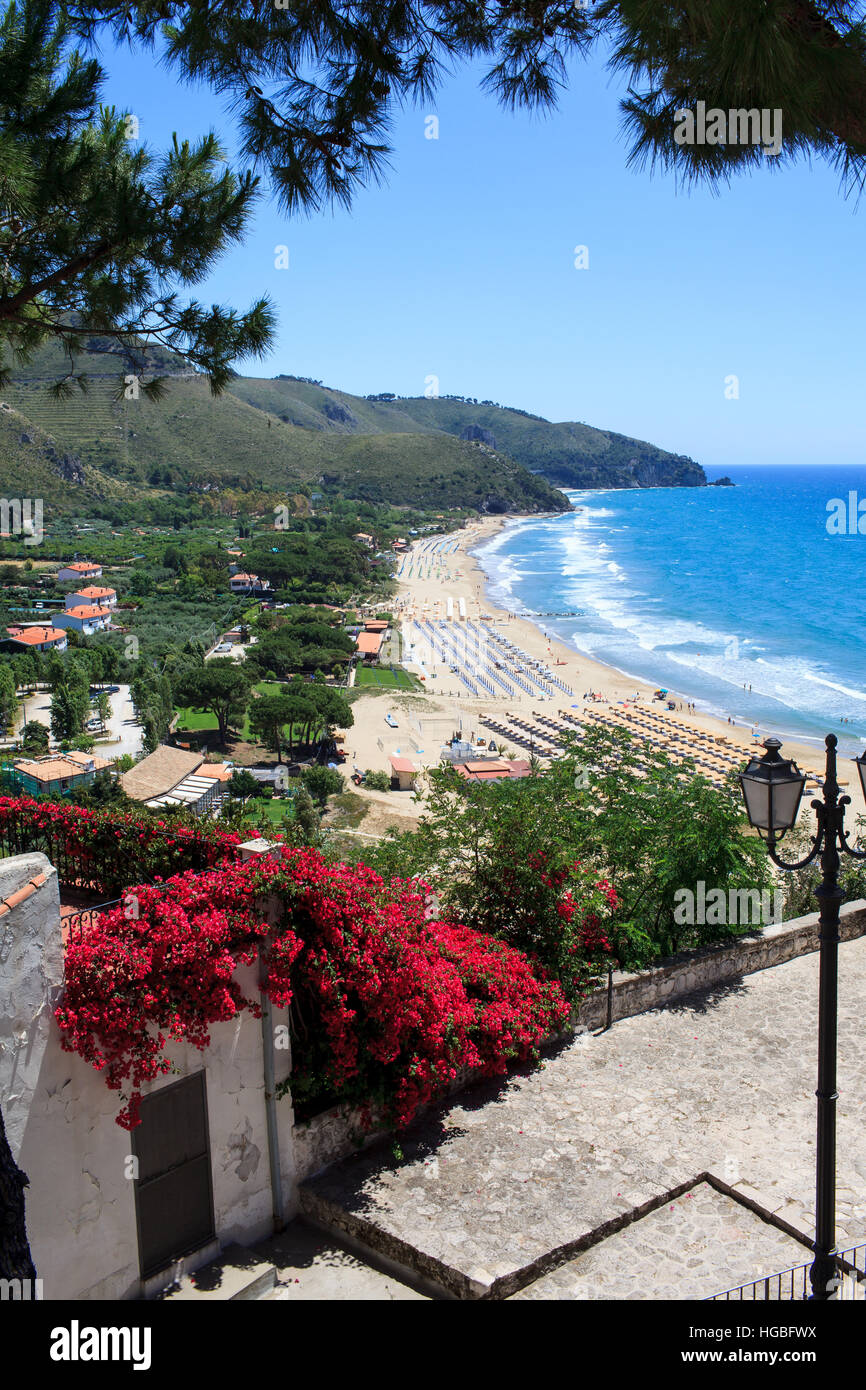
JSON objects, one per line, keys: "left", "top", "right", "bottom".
{"left": 363, "top": 620, "right": 389, "bottom": 633}
{"left": 54, "top": 606, "right": 112, "bottom": 634}
{"left": 65, "top": 586, "right": 117, "bottom": 610}
{"left": 5, "top": 626, "right": 67, "bottom": 652}
{"left": 355, "top": 631, "right": 382, "bottom": 663}
{"left": 57, "top": 561, "right": 102, "bottom": 583}
{"left": 12, "top": 752, "right": 113, "bottom": 796}
{"left": 229, "top": 572, "right": 273, "bottom": 595}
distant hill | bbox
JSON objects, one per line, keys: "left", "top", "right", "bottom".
{"left": 0, "top": 340, "right": 705, "bottom": 516}
{"left": 229, "top": 378, "right": 706, "bottom": 491}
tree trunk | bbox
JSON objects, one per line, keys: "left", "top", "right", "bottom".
{"left": 0, "top": 1102, "right": 36, "bottom": 1281}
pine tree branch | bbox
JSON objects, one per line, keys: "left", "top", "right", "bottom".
{"left": 0, "top": 239, "right": 115, "bottom": 317}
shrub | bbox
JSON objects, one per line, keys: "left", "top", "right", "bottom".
{"left": 0, "top": 795, "right": 243, "bottom": 897}
{"left": 56, "top": 849, "right": 569, "bottom": 1131}
{"left": 363, "top": 769, "right": 390, "bottom": 791}
{"left": 301, "top": 764, "right": 343, "bottom": 802}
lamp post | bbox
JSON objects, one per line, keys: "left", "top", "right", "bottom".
{"left": 739, "top": 734, "right": 866, "bottom": 1300}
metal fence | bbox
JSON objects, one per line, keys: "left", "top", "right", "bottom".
{"left": 709, "top": 1243, "right": 866, "bottom": 1300}
{"left": 0, "top": 805, "right": 241, "bottom": 899}
{"left": 62, "top": 900, "right": 123, "bottom": 943}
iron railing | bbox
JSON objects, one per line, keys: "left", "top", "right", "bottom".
{"left": 709, "top": 1243, "right": 866, "bottom": 1300}
{"left": 62, "top": 899, "right": 123, "bottom": 942}
{"left": 0, "top": 806, "right": 241, "bottom": 898}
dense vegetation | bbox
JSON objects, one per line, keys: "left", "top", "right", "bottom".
{"left": 362, "top": 724, "right": 777, "bottom": 974}
{"left": 1, "top": 339, "right": 572, "bottom": 516}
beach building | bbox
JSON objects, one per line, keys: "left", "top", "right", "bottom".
{"left": 57, "top": 561, "right": 102, "bottom": 583}
{"left": 452, "top": 758, "right": 532, "bottom": 783}
{"left": 355, "top": 631, "right": 383, "bottom": 663}
{"left": 10, "top": 751, "right": 113, "bottom": 797}
{"left": 54, "top": 605, "right": 112, "bottom": 635}
{"left": 120, "top": 746, "right": 233, "bottom": 813}
{"left": 5, "top": 625, "right": 68, "bottom": 652}
{"left": 65, "top": 585, "right": 117, "bottom": 610}
{"left": 387, "top": 755, "right": 418, "bottom": 791}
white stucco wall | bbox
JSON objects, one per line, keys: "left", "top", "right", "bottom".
{"left": 1, "top": 856, "right": 297, "bottom": 1300}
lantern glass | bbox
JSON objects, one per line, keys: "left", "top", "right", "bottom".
{"left": 739, "top": 738, "right": 806, "bottom": 836}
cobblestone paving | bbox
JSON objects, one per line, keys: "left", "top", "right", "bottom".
{"left": 510, "top": 1183, "right": 811, "bottom": 1299}
{"left": 304, "top": 937, "right": 866, "bottom": 1295}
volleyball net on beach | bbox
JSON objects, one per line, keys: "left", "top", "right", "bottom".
{"left": 407, "top": 709, "right": 481, "bottom": 750}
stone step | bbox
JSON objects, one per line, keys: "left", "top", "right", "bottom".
{"left": 161, "top": 1244, "right": 277, "bottom": 1301}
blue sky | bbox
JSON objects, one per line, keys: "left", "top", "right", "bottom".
{"left": 96, "top": 36, "right": 866, "bottom": 474}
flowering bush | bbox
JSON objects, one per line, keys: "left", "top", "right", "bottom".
{"left": 362, "top": 768, "right": 619, "bottom": 1000}
{"left": 55, "top": 861, "right": 280, "bottom": 1128}
{"left": 275, "top": 858, "right": 570, "bottom": 1126}
{"left": 55, "top": 847, "right": 569, "bottom": 1131}
{"left": 0, "top": 795, "right": 244, "bottom": 897}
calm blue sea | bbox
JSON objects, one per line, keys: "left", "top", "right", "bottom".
{"left": 474, "top": 465, "right": 866, "bottom": 755}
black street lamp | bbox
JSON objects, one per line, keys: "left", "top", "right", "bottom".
{"left": 739, "top": 734, "right": 866, "bottom": 1300}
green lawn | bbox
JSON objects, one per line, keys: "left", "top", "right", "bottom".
{"left": 355, "top": 665, "right": 417, "bottom": 690}
{"left": 256, "top": 798, "right": 296, "bottom": 825}
{"left": 175, "top": 679, "right": 285, "bottom": 737}
{"left": 174, "top": 706, "right": 218, "bottom": 731}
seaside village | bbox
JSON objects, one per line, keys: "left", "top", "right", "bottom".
{"left": 1, "top": 523, "right": 865, "bottom": 1307}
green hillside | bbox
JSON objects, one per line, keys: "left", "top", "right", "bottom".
{"left": 0, "top": 338, "right": 704, "bottom": 517}
{"left": 228, "top": 378, "right": 706, "bottom": 490}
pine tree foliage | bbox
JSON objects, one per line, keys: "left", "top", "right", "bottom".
{"left": 0, "top": 0, "right": 276, "bottom": 392}
{"left": 66, "top": 0, "right": 866, "bottom": 201}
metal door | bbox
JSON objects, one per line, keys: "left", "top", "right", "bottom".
{"left": 132, "top": 1071, "right": 215, "bottom": 1278}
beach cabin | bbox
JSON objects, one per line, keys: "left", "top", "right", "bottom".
{"left": 452, "top": 759, "right": 532, "bottom": 784}
{"left": 388, "top": 756, "right": 418, "bottom": 791}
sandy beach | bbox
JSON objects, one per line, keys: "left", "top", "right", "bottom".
{"left": 343, "top": 512, "right": 865, "bottom": 823}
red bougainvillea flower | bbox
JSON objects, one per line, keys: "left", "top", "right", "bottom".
{"left": 53, "top": 838, "right": 572, "bottom": 1132}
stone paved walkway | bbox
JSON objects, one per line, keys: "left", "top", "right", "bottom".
{"left": 509, "top": 1182, "right": 811, "bottom": 1300}
{"left": 302, "top": 937, "right": 866, "bottom": 1299}
{"left": 260, "top": 1219, "right": 428, "bottom": 1301}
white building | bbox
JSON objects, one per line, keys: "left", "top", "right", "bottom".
{"left": 1, "top": 848, "right": 298, "bottom": 1300}
{"left": 229, "top": 572, "right": 272, "bottom": 596}
{"left": 5, "top": 625, "right": 68, "bottom": 652}
{"left": 54, "top": 605, "right": 112, "bottom": 635}
{"left": 65, "top": 586, "right": 117, "bottom": 611}
{"left": 57, "top": 562, "right": 103, "bottom": 583}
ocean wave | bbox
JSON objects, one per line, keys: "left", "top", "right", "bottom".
{"left": 475, "top": 472, "right": 866, "bottom": 743}
{"left": 803, "top": 672, "right": 866, "bottom": 703}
